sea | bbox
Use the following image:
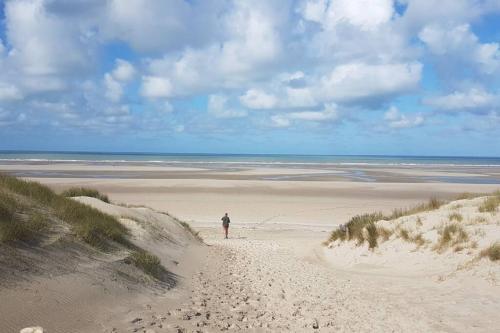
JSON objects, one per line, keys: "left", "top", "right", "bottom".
{"left": 1, "top": 151, "right": 500, "bottom": 167}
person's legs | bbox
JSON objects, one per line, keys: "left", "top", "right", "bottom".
{"left": 224, "top": 225, "right": 228, "bottom": 239}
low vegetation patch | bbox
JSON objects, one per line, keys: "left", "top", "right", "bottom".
{"left": 448, "top": 212, "right": 463, "bottom": 222}
{"left": 0, "top": 174, "right": 128, "bottom": 247}
{"left": 480, "top": 242, "right": 500, "bottom": 261}
{"left": 0, "top": 190, "right": 50, "bottom": 242}
{"left": 389, "top": 198, "right": 444, "bottom": 220}
{"left": 128, "top": 250, "right": 163, "bottom": 279}
{"left": 435, "top": 223, "right": 469, "bottom": 252}
{"left": 61, "top": 187, "right": 110, "bottom": 203}
{"left": 478, "top": 196, "right": 500, "bottom": 214}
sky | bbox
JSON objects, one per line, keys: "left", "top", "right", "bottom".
{"left": 0, "top": 0, "right": 500, "bottom": 156}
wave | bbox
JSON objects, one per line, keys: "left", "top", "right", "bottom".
{"left": 1, "top": 158, "right": 500, "bottom": 167}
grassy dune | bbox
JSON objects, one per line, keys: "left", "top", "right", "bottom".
{"left": 325, "top": 191, "right": 500, "bottom": 261}
{"left": 0, "top": 174, "right": 175, "bottom": 279}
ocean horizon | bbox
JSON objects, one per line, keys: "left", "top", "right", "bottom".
{"left": 1, "top": 150, "right": 500, "bottom": 167}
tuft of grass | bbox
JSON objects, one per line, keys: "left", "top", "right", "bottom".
{"left": 389, "top": 198, "right": 444, "bottom": 220}
{"left": 173, "top": 218, "right": 203, "bottom": 242}
{"left": 435, "top": 223, "right": 469, "bottom": 251}
{"left": 365, "top": 223, "right": 378, "bottom": 249}
{"left": 480, "top": 242, "right": 500, "bottom": 261}
{"left": 346, "top": 212, "right": 385, "bottom": 245}
{"left": 478, "top": 196, "right": 500, "bottom": 214}
{"left": 399, "top": 228, "right": 410, "bottom": 241}
{"left": 454, "top": 192, "right": 482, "bottom": 200}
{"left": 128, "top": 250, "right": 163, "bottom": 279}
{"left": 61, "top": 187, "right": 110, "bottom": 203}
{"left": 448, "top": 212, "right": 463, "bottom": 222}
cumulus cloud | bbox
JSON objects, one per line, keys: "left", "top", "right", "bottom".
{"left": 112, "top": 59, "right": 136, "bottom": 82}
{"left": 270, "top": 103, "right": 338, "bottom": 127}
{"left": 318, "top": 62, "right": 422, "bottom": 103}
{"left": 0, "top": 83, "right": 23, "bottom": 101}
{"left": 424, "top": 88, "right": 499, "bottom": 113}
{"left": 239, "top": 89, "right": 278, "bottom": 109}
{"left": 419, "top": 24, "right": 500, "bottom": 75}
{"left": 384, "top": 106, "right": 424, "bottom": 129}
{"left": 299, "top": 0, "right": 394, "bottom": 31}
{"left": 208, "top": 95, "right": 247, "bottom": 119}
{"left": 141, "top": 76, "right": 173, "bottom": 99}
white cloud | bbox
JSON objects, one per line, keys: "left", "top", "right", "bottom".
{"left": 419, "top": 24, "right": 500, "bottom": 75}
{"left": 141, "top": 76, "right": 173, "bottom": 99}
{"left": 111, "top": 59, "right": 135, "bottom": 81}
{"left": 270, "top": 103, "right": 338, "bottom": 127}
{"left": 239, "top": 89, "right": 278, "bottom": 109}
{"left": 0, "top": 83, "right": 23, "bottom": 101}
{"left": 208, "top": 94, "right": 247, "bottom": 119}
{"left": 299, "top": 0, "right": 394, "bottom": 31}
{"left": 104, "top": 73, "right": 122, "bottom": 102}
{"left": 318, "top": 62, "right": 422, "bottom": 103}
{"left": 424, "top": 88, "right": 498, "bottom": 112}
{"left": 384, "top": 106, "right": 424, "bottom": 129}
{"left": 143, "top": 2, "right": 285, "bottom": 96}
{"left": 5, "top": 0, "right": 90, "bottom": 76}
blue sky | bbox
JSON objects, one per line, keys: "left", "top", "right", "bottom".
{"left": 0, "top": 0, "right": 499, "bottom": 156}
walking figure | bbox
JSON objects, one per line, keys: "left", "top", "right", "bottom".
{"left": 221, "top": 213, "right": 230, "bottom": 239}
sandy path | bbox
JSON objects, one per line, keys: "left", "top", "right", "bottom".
{"left": 131, "top": 229, "right": 432, "bottom": 332}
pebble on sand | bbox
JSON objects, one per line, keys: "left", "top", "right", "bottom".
{"left": 20, "top": 327, "right": 44, "bottom": 333}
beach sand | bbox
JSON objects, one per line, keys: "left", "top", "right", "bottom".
{"left": 1, "top": 162, "right": 499, "bottom": 332}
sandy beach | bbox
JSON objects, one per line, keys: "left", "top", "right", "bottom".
{"left": 1, "top": 161, "right": 499, "bottom": 332}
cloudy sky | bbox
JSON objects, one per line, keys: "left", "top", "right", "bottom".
{"left": 0, "top": 0, "right": 499, "bottom": 155}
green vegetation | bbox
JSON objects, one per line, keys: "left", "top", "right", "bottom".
{"left": 480, "top": 242, "right": 500, "bottom": 261}
{"left": 365, "top": 223, "right": 378, "bottom": 249}
{"left": 128, "top": 250, "right": 163, "bottom": 279}
{"left": 0, "top": 173, "right": 127, "bottom": 247}
{"left": 448, "top": 212, "right": 463, "bottom": 222}
{"left": 478, "top": 196, "right": 500, "bottom": 214}
{"left": 0, "top": 191, "right": 49, "bottom": 242}
{"left": 61, "top": 187, "right": 110, "bottom": 203}
{"left": 389, "top": 198, "right": 444, "bottom": 220}
{"left": 435, "top": 223, "right": 469, "bottom": 252}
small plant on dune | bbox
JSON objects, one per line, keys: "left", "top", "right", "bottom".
{"left": 416, "top": 216, "right": 423, "bottom": 227}
{"left": 448, "top": 212, "right": 463, "bottom": 222}
{"left": 399, "top": 228, "right": 410, "bottom": 241}
{"left": 365, "top": 223, "right": 378, "bottom": 249}
{"left": 128, "top": 250, "right": 163, "bottom": 279}
{"left": 478, "top": 196, "right": 500, "bottom": 214}
{"left": 346, "top": 212, "right": 385, "bottom": 245}
{"left": 326, "top": 228, "right": 347, "bottom": 244}
{"left": 435, "top": 223, "right": 469, "bottom": 252}
{"left": 61, "top": 187, "right": 110, "bottom": 203}
{"left": 480, "top": 242, "right": 500, "bottom": 261}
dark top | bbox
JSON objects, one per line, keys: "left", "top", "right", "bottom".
{"left": 222, "top": 215, "right": 230, "bottom": 226}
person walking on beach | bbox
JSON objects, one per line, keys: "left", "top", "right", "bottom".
{"left": 221, "top": 213, "right": 230, "bottom": 239}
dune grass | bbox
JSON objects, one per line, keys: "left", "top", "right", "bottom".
{"left": 480, "top": 242, "right": 500, "bottom": 261}
{"left": 478, "top": 196, "right": 500, "bottom": 214}
{"left": 128, "top": 250, "right": 163, "bottom": 279}
{"left": 61, "top": 187, "right": 110, "bottom": 203}
{"left": 389, "top": 198, "right": 444, "bottom": 220}
{"left": 0, "top": 191, "right": 50, "bottom": 242}
{"left": 448, "top": 212, "right": 463, "bottom": 222}
{"left": 0, "top": 173, "right": 128, "bottom": 247}
{"left": 435, "top": 223, "right": 469, "bottom": 252}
